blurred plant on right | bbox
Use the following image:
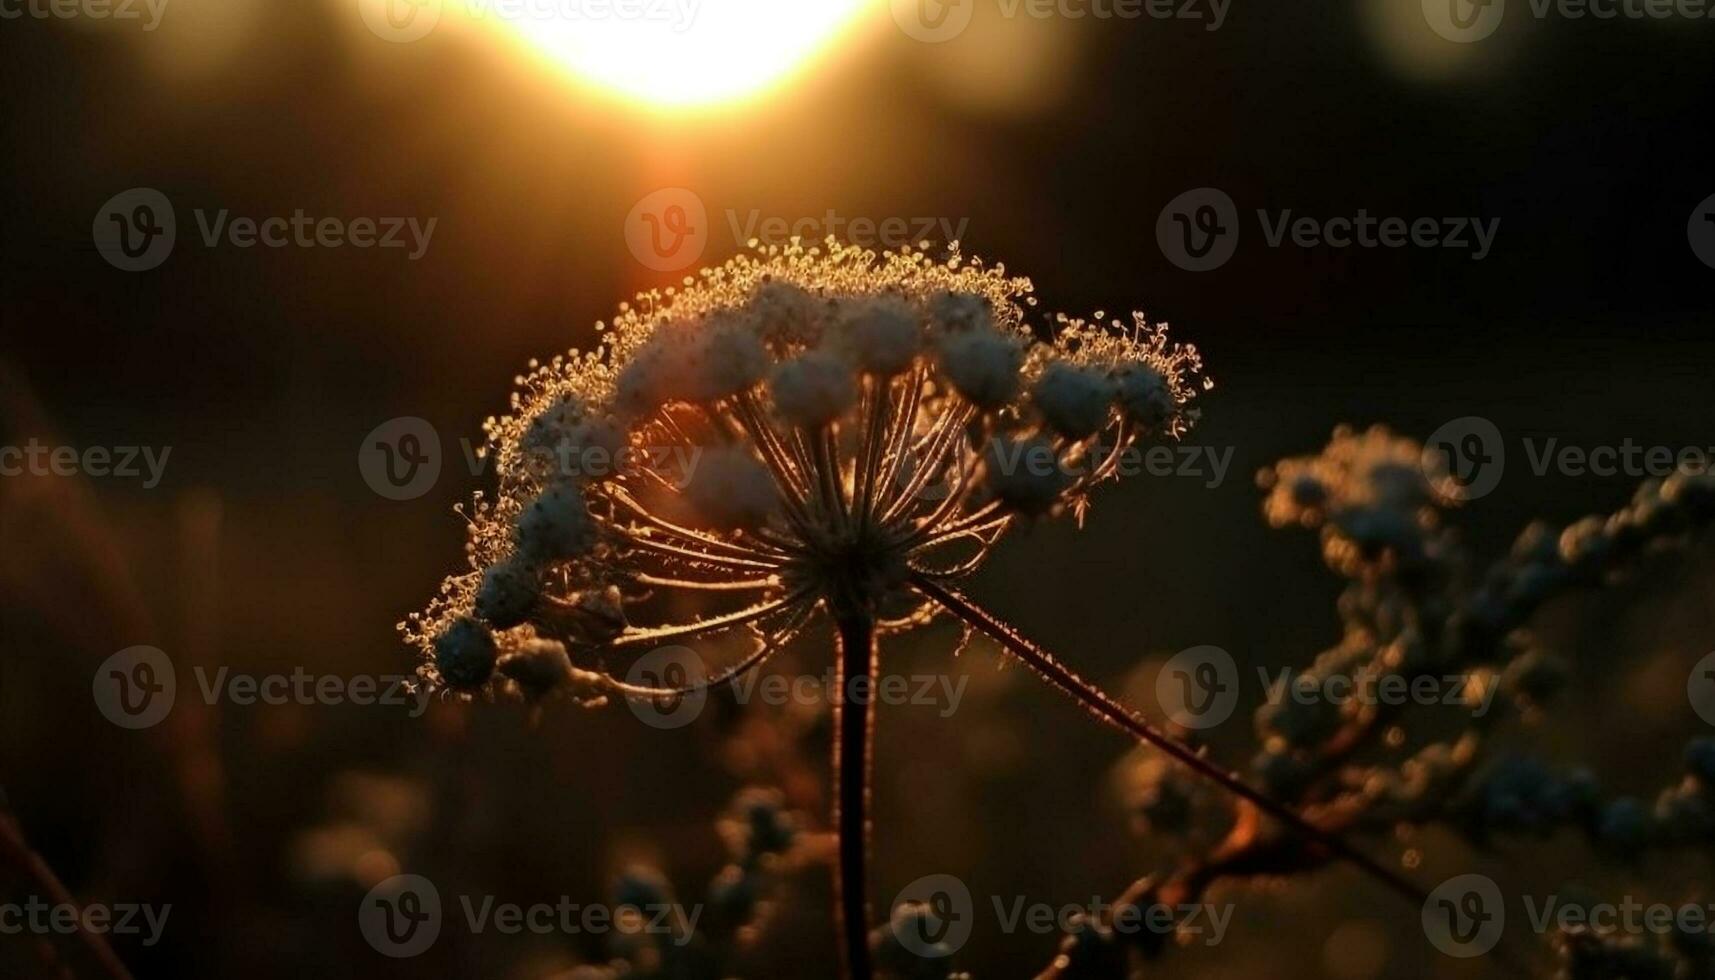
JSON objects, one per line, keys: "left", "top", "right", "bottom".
{"left": 1046, "top": 425, "right": 1715, "bottom": 980}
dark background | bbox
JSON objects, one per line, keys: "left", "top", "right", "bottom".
{"left": 3, "top": 1, "right": 1713, "bottom": 977}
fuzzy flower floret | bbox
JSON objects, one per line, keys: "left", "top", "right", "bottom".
{"left": 835, "top": 295, "right": 922, "bottom": 376}
{"left": 1033, "top": 361, "right": 1117, "bottom": 440}
{"left": 937, "top": 328, "right": 1022, "bottom": 409}
{"left": 771, "top": 349, "right": 859, "bottom": 428}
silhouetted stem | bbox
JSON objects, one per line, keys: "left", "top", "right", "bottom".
{"left": 910, "top": 573, "right": 1432, "bottom": 909}
{"left": 0, "top": 806, "right": 135, "bottom": 980}
{"left": 832, "top": 608, "right": 877, "bottom": 980}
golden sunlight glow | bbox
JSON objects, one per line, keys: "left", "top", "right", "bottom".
{"left": 458, "top": 0, "right": 877, "bottom": 109}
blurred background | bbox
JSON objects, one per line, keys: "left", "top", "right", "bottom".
{"left": 2, "top": 0, "right": 1713, "bottom": 976}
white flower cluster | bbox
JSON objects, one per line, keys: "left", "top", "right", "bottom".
{"left": 404, "top": 240, "right": 1206, "bottom": 702}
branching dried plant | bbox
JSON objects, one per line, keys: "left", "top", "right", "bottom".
{"left": 404, "top": 242, "right": 1715, "bottom": 979}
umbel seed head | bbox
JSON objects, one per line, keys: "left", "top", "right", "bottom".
{"left": 402, "top": 239, "right": 1207, "bottom": 703}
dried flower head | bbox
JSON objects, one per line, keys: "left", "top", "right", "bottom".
{"left": 402, "top": 240, "right": 1207, "bottom": 701}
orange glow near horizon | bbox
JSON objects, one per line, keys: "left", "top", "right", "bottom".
{"left": 459, "top": 0, "right": 877, "bottom": 110}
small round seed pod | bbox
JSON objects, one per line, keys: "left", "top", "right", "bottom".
{"left": 520, "top": 394, "right": 585, "bottom": 457}
{"left": 928, "top": 289, "right": 993, "bottom": 334}
{"left": 434, "top": 616, "right": 497, "bottom": 690}
{"left": 938, "top": 329, "right": 1021, "bottom": 410}
{"left": 749, "top": 279, "right": 827, "bottom": 346}
{"left": 1113, "top": 362, "right": 1175, "bottom": 430}
{"left": 834, "top": 295, "right": 922, "bottom": 377}
{"left": 474, "top": 557, "right": 540, "bottom": 629}
{"left": 517, "top": 484, "right": 596, "bottom": 561}
{"left": 1032, "top": 361, "right": 1116, "bottom": 440}
{"left": 684, "top": 316, "right": 769, "bottom": 403}
{"left": 613, "top": 331, "right": 692, "bottom": 418}
{"left": 770, "top": 349, "right": 858, "bottom": 428}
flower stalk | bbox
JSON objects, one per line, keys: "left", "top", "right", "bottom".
{"left": 908, "top": 572, "right": 1431, "bottom": 909}
{"left": 832, "top": 606, "right": 878, "bottom": 980}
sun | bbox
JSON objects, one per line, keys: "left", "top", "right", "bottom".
{"left": 459, "top": 0, "right": 878, "bottom": 110}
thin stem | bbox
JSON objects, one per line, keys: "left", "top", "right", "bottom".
{"left": 831, "top": 606, "right": 877, "bottom": 980}
{"left": 617, "top": 534, "right": 782, "bottom": 574}
{"left": 628, "top": 572, "right": 781, "bottom": 592}
{"left": 879, "top": 403, "right": 973, "bottom": 526}
{"left": 605, "top": 486, "right": 791, "bottom": 561}
{"left": 871, "top": 364, "right": 925, "bottom": 516}
{"left": 0, "top": 805, "right": 135, "bottom": 980}
{"left": 607, "top": 591, "right": 807, "bottom": 648}
{"left": 814, "top": 427, "right": 850, "bottom": 532}
{"left": 856, "top": 375, "right": 892, "bottom": 528}
{"left": 908, "top": 573, "right": 1432, "bottom": 910}
{"left": 595, "top": 605, "right": 812, "bottom": 697}
{"left": 731, "top": 393, "right": 818, "bottom": 533}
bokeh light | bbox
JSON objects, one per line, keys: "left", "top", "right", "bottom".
{"left": 460, "top": 0, "right": 878, "bottom": 109}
